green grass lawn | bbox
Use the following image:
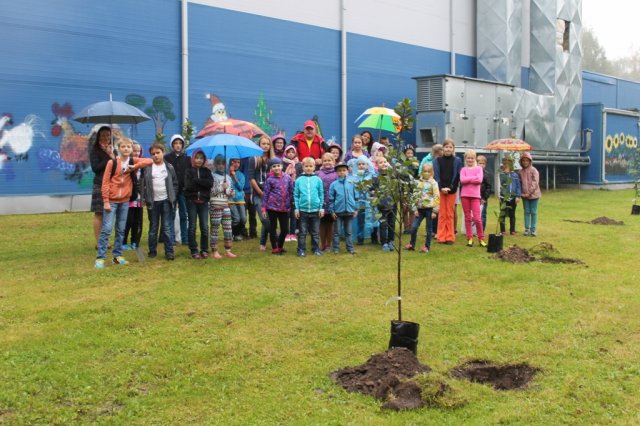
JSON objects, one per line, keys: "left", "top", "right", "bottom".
{"left": 1, "top": 189, "right": 639, "bottom": 425}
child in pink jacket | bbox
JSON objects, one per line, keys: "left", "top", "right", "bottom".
{"left": 459, "top": 149, "right": 486, "bottom": 247}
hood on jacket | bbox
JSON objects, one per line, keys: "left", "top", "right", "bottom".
{"left": 272, "top": 134, "right": 286, "bottom": 156}
{"left": 170, "top": 134, "right": 185, "bottom": 148}
{"left": 519, "top": 152, "right": 533, "bottom": 167}
{"left": 283, "top": 144, "right": 297, "bottom": 158}
{"left": 190, "top": 148, "right": 207, "bottom": 167}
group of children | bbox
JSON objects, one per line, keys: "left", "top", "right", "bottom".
{"left": 94, "top": 128, "right": 541, "bottom": 267}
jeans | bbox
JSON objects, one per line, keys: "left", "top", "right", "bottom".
{"left": 187, "top": 200, "right": 209, "bottom": 254}
{"left": 409, "top": 208, "right": 433, "bottom": 249}
{"left": 97, "top": 202, "right": 129, "bottom": 259}
{"left": 297, "top": 211, "right": 321, "bottom": 253}
{"left": 229, "top": 203, "right": 247, "bottom": 235}
{"left": 333, "top": 214, "right": 354, "bottom": 252}
{"left": 172, "top": 191, "right": 188, "bottom": 244}
{"left": 148, "top": 200, "right": 174, "bottom": 257}
{"left": 253, "top": 195, "right": 270, "bottom": 246}
{"left": 379, "top": 208, "right": 396, "bottom": 245}
{"left": 522, "top": 198, "right": 539, "bottom": 232}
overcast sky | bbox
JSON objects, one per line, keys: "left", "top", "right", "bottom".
{"left": 582, "top": 0, "right": 638, "bottom": 60}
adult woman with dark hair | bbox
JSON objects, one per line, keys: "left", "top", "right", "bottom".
{"left": 89, "top": 126, "right": 115, "bottom": 248}
{"left": 360, "top": 130, "right": 374, "bottom": 155}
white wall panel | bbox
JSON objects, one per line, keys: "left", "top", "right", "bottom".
{"left": 191, "top": 0, "right": 476, "bottom": 55}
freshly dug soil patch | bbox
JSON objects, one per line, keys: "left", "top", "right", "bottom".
{"left": 381, "top": 380, "right": 426, "bottom": 411}
{"left": 450, "top": 360, "right": 539, "bottom": 390}
{"left": 563, "top": 216, "right": 624, "bottom": 225}
{"left": 590, "top": 216, "right": 623, "bottom": 225}
{"left": 495, "top": 245, "right": 535, "bottom": 263}
{"left": 539, "top": 256, "right": 584, "bottom": 265}
{"left": 331, "top": 348, "right": 431, "bottom": 404}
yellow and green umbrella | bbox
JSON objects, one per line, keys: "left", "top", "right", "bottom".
{"left": 355, "top": 106, "right": 400, "bottom": 134}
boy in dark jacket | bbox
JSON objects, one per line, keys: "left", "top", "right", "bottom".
{"left": 372, "top": 156, "right": 397, "bottom": 252}
{"left": 165, "top": 134, "right": 191, "bottom": 246}
{"left": 142, "top": 142, "right": 179, "bottom": 260}
{"left": 184, "top": 148, "right": 213, "bottom": 259}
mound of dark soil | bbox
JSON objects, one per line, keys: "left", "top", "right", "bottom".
{"left": 590, "top": 216, "right": 624, "bottom": 225}
{"left": 331, "top": 348, "right": 431, "bottom": 400}
{"left": 450, "top": 360, "right": 539, "bottom": 390}
{"left": 495, "top": 245, "right": 535, "bottom": 263}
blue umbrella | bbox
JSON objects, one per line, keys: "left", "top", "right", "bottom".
{"left": 185, "top": 133, "right": 263, "bottom": 160}
{"left": 72, "top": 94, "right": 151, "bottom": 125}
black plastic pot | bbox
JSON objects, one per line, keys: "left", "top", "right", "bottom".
{"left": 487, "top": 234, "right": 503, "bottom": 253}
{"left": 632, "top": 205, "right": 640, "bottom": 215}
{"left": 389, "top": 320, "right": 420, "bottom": 354}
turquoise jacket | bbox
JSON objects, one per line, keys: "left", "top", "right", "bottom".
{"left": 294, "top": 173, "right": 325, "bottom": 213}
{"left": 328, "top": 177, "right": 357, "bottom": 214}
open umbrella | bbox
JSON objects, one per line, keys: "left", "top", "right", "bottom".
{"left": 186, "top": 133, "right": 263, "bottom": 160}
{"left": 355, "top": 106, "right": 400, "bottom": 139}
{"left": 72, "top": 94, "right": 151, "bottom": 125}
{"left": 196, "top": 119, "right": 267, "bottom": 140}
{"left": 484, "top": 138, "right": 532, "bottom": 151}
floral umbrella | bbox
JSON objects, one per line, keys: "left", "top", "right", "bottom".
{"left": 484, "top": 138, "right": 532, "bottom": 151}
{"left": 196, "top": 119, "right": 267, "bottom": 140}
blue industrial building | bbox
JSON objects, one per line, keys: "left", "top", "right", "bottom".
{"left": 0, "top": 0, "right": 638, "bottom": 213}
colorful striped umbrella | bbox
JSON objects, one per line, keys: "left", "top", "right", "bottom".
{"left": 484, "top": 138, "right": 532, "bottom": 151}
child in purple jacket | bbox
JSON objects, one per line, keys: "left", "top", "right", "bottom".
{"left": 261, "top": 157, "right": 294, "bottom": 254}
{"left": 317, "top": 153, "right": 337, "bottom": 250}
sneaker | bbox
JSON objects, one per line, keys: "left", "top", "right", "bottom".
{"left": 122, "top": 244, "right": 132, "bottom": 251}
{"left": 191, "top": 253, "right": 202, "bottom": 259}
{"left": 420, "top": 246, "right": 429, "bottom": 253}
{"left": 348, "top": 250, "right": 356, "bottom": 255}
{"left": 404, "top": 244, "right": 414, "bottom": 251}
{"left": 165, "top": 254, "right": 175, "bottom": 261}
{"left": 510, "top": 231, "right": 517, "bottom": 236}
{"left": 131, "top": 243, "right": 137, "bottom": 249}
{"left": 388, "top": 242, "right": 395, "bottom": 251}
{"left": 94, "top": 259, "right": 105, "bottom": 269}
{"left": 523, "top": 229, "right": 530, "bottom": 236}
{"left": 259, "top": 245, "right": 266, "bottom": 252}
{"left": 297, "top": 250, "right": 306, "bottom": 257}
{"left": 148, "top": 252, "right": 157, "bottom": 258}
{"left": 284, "top": 235, "right": 291, "bottom": 242}
{"left": 271, "top": 248, "right": 282, "bottom": 255}
{"left": 382, "top": 243, "right": 390, "bottom": 252}
{"left": 479, "top": 239, "right": 487, "bottom": 248}
{"left": 113, "top": 256, "right": 129, "bottom": 265}
{"left": 233, "top": 235, "right": 243, "bottom": 242}
{"left": 531, "top": 230, "right": 537, "bottom": 237}
{"left": 290, "top": 235, "right": 297, "bottom": 242}
{"left": 467, "top": 239, "right": 473, "bottom": 247}
{"left": 200, "top": 251, "right": 209, "bottom": 259}
{"left": 313, "top": 250, "right": 323, "bottom": 256}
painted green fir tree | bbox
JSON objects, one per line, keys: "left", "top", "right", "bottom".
{"left": 254, "top": 93, "right": 276, "bottom": 136}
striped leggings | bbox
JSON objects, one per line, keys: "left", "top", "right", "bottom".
{"left": 210, "top": 205, "right": 233, "bottom": 250}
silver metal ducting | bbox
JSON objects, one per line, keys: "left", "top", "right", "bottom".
{"left": 477, "top": 0, "right": 522, "bottom": 87}
{"left": 529, "top": 0, "right": 556, "bottom": 96}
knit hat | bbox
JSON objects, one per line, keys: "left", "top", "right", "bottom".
{"left": 268, "top": 157, "right": 283, "bottom": 169}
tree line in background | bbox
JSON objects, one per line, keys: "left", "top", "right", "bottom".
{"left": 582, "top": 27, "right": 640, "bottom": 81}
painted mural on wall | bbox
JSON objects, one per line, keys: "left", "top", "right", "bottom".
{"left": 125, "top": 94, "right": 176, "bottom": 137}
{"left": 197, "top": 93, "right": 284, "bottom": 140}
{"left": 0, "top": 113, "right": 39, "bottom": 181}
{"left": 604, "top": 132, "right": 639, "bottom": 180}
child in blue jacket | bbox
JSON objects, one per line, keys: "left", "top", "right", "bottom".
{"left": 294, "top": 157, "right": 325, "bottom": 257}
{"left": 328, "top": 163, "right": 357, "bottom": 254}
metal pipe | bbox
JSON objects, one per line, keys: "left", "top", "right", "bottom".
{"left": 340, "top": 0, "right": 347, "bottom": 152}
{"left": 534, "top": 161, "right": 591, "bottom": 166}
{"left": 181, "top": 0, "right": 189, "bottom": 124}
{"left": 449, "top": 0, "right": 455, "bottom": 74}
